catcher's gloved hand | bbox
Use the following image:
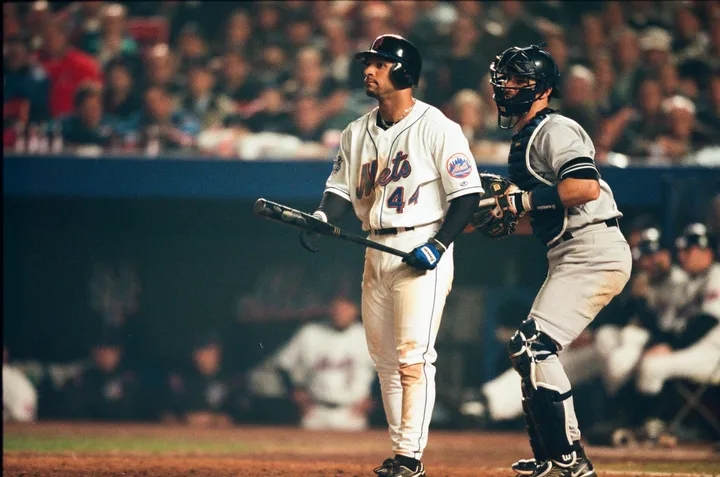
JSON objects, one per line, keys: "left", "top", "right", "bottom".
{"left": 299, "top": 211, "right": 327, "bottom": 253}
{"left": 471, "top": 173, "right": 524, "bottom": 240}
{"left": 495, "top": 190, "right": 532, "bottom": 217}
{"left": 403, "top": 238, "right": 446, "bottom": 271}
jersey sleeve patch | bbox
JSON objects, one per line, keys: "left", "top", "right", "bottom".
{"left": 446, "top": 153, "right": 473, "bottom": 179}
{"left": 331, "top": 153, "right": 343, "bottom": 175}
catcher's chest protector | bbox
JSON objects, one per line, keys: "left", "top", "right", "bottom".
{"left": 507, "top": 108, "right": 555, "bottom": 191}
{"left": 507, "top": 108, "right": 565, "bottom": 245}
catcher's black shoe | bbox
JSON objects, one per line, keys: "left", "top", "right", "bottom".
{"left": 511, "top": 458, "right": 538, "bottom": 476}
{"left": 373, "top": 458, "right": 426, "bottom": 477}
{"left": 529, "top": 451, "right": 596, "bottom": 477}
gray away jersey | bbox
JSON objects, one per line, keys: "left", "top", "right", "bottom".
{"left": 509, "top": 112, "right": 622, "bottom": 246}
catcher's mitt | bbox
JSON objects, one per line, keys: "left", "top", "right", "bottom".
{"left": 470, "top": 172, "right": 520, "bottom": 239}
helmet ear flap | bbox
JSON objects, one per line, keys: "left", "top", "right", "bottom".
{"left": 390, "top": 62, "right": 413, "bottom": 89}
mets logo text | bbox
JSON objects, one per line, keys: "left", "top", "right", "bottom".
{"left": 446, "top": 153, "right": 473, "bottom": 179}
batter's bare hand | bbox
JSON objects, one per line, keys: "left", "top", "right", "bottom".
{"left": 299, "top": 211, "right": 327, "bottom": 253}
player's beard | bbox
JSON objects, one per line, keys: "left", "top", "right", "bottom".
{"left": 364, "top": 79, "right": 385, "bottom": 99}
{"left": 365, "top": 85, "right": 380, "bottom": 99}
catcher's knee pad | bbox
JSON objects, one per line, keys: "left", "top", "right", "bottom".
{"left": 508, "top": 318, "right": 558, "bottom": 383}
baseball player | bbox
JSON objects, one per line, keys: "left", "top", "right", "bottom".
{"left": 483, "top": 45, "right": 632, "bottom": 477}
{"left": 631, "top": 224, "right": 720, "bottom": 435}
{"left": 275, "top": 296, "right": 377, "bottom": 431}
{"left": 301, "top": 34, "right": 483, "bottom": 477}
{"left": 595, "top": 227, "right": 690, "bottom": 397}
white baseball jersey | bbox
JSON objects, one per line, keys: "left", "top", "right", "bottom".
{"left": 324, "top": 100, "right": 484, "bottom": 231}
{"left": 3, "top": 365, "right": 37, "bottom": 422}
{"left": 275, "top": 322, "right": 376, "bottom": 406}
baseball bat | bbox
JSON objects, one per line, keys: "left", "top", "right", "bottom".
{"left": 478, "top": 197, "right": 496, "bottom": 209}
{"left": 254, "top": 198, "right": 411, "bottom": 259}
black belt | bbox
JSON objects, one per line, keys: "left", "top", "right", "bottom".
{"left": 549, "top": 218, "right": 619, "bottom": 249}
{"left": 314, "top": 399, "right": 344, "bottom": 409}
{"left": 371, "top": 226, "right": 416, "bottom": 236}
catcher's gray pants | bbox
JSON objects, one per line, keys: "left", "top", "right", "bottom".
{"left": 527, "top": 224, "right": 631, "bottom": 444}
{"left": 531, "top": 224, "right": 632, "bottom": 349}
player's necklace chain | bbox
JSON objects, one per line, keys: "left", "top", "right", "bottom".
{"left": 379, "top": 99, "right": 416, "bottom": 129}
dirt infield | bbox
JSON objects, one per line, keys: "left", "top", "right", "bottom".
{"left": 3, "top": 422, "right": 719, "bottom": 476}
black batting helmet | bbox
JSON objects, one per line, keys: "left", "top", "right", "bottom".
{"left": 675, "top": 223, "right": 716, "bottom": 252}
{"left": 355, "top": 34, "right": 422, "bottom": 90}
{"left": 632, "top": 227, "right": 664, "bottom": 261}
{"left": 490, "top": 44, "right": 560, "bottom": 128}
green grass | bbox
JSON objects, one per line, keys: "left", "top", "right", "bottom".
{"left": 3, "top": 434, "right": 251, "bottom": 454}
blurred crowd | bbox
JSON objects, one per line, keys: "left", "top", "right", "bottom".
{"left": 3, "top": 0, "right": 720, "bottom": 164}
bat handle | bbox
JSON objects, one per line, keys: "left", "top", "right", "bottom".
{"left": 478, "top": 198, "right": 496, "bottom": 209}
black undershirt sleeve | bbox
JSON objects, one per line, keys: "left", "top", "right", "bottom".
{"left": 317, "top": 191, "right": 352, "bottom": 222}
{"left": 433, "top": 193, "right": 481, "bottom": 249}
{"left": 668, "top": 315, "right": 718, "bottom": 350}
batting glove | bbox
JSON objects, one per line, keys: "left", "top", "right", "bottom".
{"left": 403, "top": 238, "right": 446, "bottom": 271}
{"left": 299, "top": 211, "right": 327, "bottom": 253}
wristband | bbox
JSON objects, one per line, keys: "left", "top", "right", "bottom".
{"left": 429, "top": 237, "right": 447, "bottom": 253}
{"left": 312, "top": 211, "right": 328, "bottom": 222}
{"left": 529, "top": 185, "right": 563, "bottom": 211}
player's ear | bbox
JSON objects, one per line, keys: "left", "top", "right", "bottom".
{"left": 538, "top": 87, "right": 553, "bottom": 100}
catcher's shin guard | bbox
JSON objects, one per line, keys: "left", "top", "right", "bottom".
{"left": 521, "top": 381, "right": 548, "bottom": 463}
{"left": 509, "top": 319, "right": 575, "bottom": 465}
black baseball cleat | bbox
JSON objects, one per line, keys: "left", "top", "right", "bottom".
{"left": 511, "top": 457, "right": 538, "bottom": 476}
{"left": 529, "top": 451, "right": 596, "bottom": 477}
{"left": 373, "top": 458, "right": 426, "bottom": 477}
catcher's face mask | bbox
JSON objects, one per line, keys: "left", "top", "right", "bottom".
{"left": 490, "top": 45, "right": 559, "bottom": 129}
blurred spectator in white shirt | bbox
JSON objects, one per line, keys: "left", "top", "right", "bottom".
{"left": 639, "top": 27, "right": 674, "bottom": 76}
{"left": 3, "top": 346, "right": 38, "bottom": 423}
{"left": 275, "top": 296, "right": 376, "bottom": 431}
{"left": 653, "top": 95, "right": 705, "bottom": 162}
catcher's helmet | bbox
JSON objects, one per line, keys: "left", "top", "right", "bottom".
{"left": 490, "top": 44, "right": 560, "bottom": 128}
{"left": 355, "top": 34, "right": 422, "bottom": 89}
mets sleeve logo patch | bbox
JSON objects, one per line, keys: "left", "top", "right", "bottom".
{"left": 331, "top": 153, "right": 343, "bottom": 175}
{"left": 446, "top": 153, "right": 473, "bottom": 179}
